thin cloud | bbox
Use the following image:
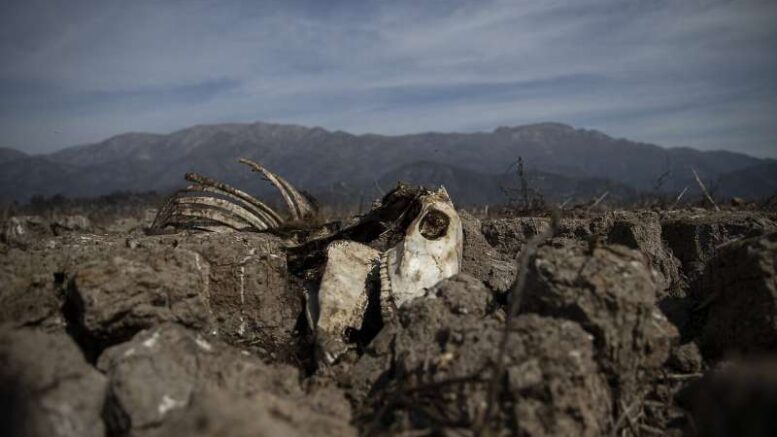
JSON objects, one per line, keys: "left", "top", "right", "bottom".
{"left": 0, "top": 0, "right": 775, "bottom": 157}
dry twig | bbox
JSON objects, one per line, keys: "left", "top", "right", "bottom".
{"left": 659, "top": 372, "right": 704, "bottom": 381}
{"left": 587, "top": 191, "right": 609, "bottom": 212}
{"left": 691, "top": 168, "right": 720, "bottom": 211}
{"left": 639, "top": 424, "right": 665, "bottom": 435}
{"left": 610, "top": 398, "right": 642, "bottom": 437}
{"left": 670, "top": 186, "right": 688, "bottom": 209}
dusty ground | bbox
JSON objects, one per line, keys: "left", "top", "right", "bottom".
{"left": 1, "top": 205, "right": 776, "bottom": 436}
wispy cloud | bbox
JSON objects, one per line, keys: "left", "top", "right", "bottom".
{"left": 1, "top": 0, "right": 776, "bottom": 157}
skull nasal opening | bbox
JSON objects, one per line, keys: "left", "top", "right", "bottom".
{"left": 419, "top": 209, "right": 450, "bottom": 240}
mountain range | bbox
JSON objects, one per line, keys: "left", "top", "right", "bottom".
{"left": 1, "top": 121, "right": 775, "bottom": 207}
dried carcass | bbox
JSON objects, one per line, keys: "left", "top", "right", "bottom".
{"left": 152, "top": 158, "right": 463, "bottom": 363}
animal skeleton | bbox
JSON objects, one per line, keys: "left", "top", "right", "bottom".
{"left": 152, "top": 158, "right": 463, "bottom": 363}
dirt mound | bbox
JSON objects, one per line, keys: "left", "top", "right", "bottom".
{"left": 661, "top": 210, "right": 776, "bottom": 293}
{"left": 98, "top": 323, "right": 354, "bottom": 437}
{"left": 0, "top": 328, "right": 107, "bottom": 437}
{"left": 344, "top": 274, "right": 611, "bottom": 436}
{"left": 520, "top": 241, "right": 678, "bottom": 417}
{"left": 687, "top": 357, "right": 777, "bottom": 437}
{"left": 480, "top": 215, "right": 593, "bottom": 258}
{"left": 607, "top": 211, "right": 682, "bottom": 295}
{"left": 459, "top": 211, "right": 517, "bottom": 293}
{"left": 482, "top": 211, "right": 683, "bottom": 295}
{"left": 0, "top": 234, "right": 128, "bottom": 333}
{"left": 700, "top": 232, "right": 777, "bottom": 359}
{"left": 69, "top": 246, "right": 213, "bottom": 345}
{"left": 1, "top": 232, "right": 303, "bottom": 362}
{"left": 1, "top": 215, "right": 56, "bottom": 247}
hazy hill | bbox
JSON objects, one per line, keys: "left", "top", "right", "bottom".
{"left": 716, "top": 162, "right": 777, "bottom": 199}
{"left": 1, "top": 121, "right": 773, "bottom": 205}
{"left": 0, "top": 147, "right": 28, "bottom": 164}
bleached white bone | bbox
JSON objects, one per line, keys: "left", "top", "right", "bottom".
{"left": 238, "top": 158, "right": 316, "bottom": 221}
{"left": 383, "top": 187, "right": 463, "bottom": 309}
{"left": 309, "top": 240, "right": 380, "bottom": 363}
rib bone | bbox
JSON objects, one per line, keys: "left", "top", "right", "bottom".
{"left": 166, "top": 205, "right": 255, "bottom": 231}
{"left": 184, "top": 172, "right": 284, "bottom": 227}
{"left": 238, "top": 158, "right": 316, "bottom": 221}
{"left": 171, "top": 196, "right": 272, "bottom": 230}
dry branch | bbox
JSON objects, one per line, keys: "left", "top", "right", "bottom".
{"left": 670, "top": 186, "right": 688, "bottom": 209}
{"left": 691, "top": 168, "right": 720, "bottom": 211}
{"left": 587, "top": 191, "right": 609, "bottom": 212}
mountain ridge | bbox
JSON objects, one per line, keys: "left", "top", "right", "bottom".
{"left": 1, "top": 121, "right": 773, "bottom": 204}
{"left": 0, "top": 147, "right": 29, "bottom": 164}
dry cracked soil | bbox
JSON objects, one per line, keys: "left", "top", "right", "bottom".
{"left": 1, "top": 206, "right": 776, "bottom": 437}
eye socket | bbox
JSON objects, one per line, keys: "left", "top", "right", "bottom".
{"left": 419, "top": 209, "right": 450, "bottom": 240}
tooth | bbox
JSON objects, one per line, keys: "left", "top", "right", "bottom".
{"left": 379, "top": 251, "right": 398, "bottom": 323}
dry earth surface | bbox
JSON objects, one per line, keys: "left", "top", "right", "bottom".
{"left": 1, "top": 205, "right": 776, "bottom": 436}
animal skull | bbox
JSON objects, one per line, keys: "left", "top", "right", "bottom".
{"left": 381, "top": 187, "right": 463, "bottom": 310}
{"left": 311, "top": 187, "right": 463, "bottom": 363}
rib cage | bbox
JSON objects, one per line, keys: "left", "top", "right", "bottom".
{"left": 151, "top": 157, "right": 316, "bottom": 232}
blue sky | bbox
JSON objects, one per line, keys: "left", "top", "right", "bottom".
{"left": 1, "top": 0, "right": 776, "bottom": 157}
